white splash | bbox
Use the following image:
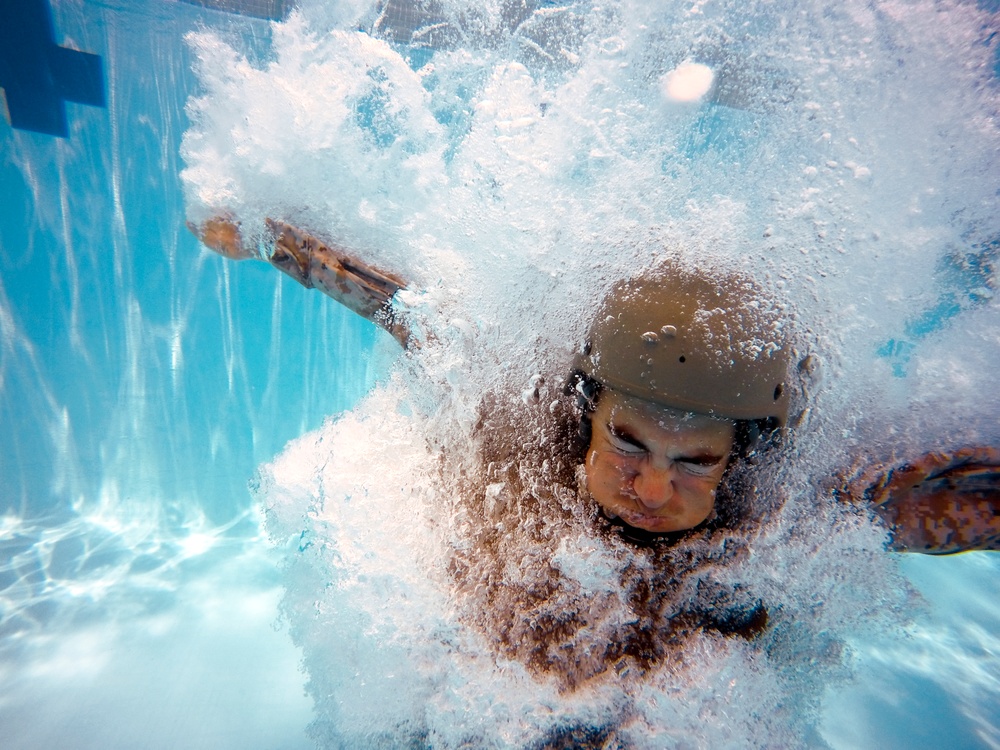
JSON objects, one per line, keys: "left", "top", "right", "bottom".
{"left": 181, "top": 0, "right": 1000, "bottom": 746}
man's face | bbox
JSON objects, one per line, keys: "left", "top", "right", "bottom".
{"left": 584, "top": 390, "right": 736, "bottom": 533}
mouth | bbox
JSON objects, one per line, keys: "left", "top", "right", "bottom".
{"left": 608, "top": 506, "right": 677, "bottom": 532}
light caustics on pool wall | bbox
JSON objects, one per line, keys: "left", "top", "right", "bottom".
{"left": 0, "top": 0, "right": 996, "bottom": 747}
{"left": 179, "top": 0, "right": 1000, "bottom": 747}
{"left": 0, "top": 0, "right": 384, "bottom": 522}
{"left": 0, "top": 0, "right": 387, "bottom": 671}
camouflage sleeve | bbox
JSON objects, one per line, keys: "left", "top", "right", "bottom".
{"left": 264, "top": 219, "right": 412, "bottom": 349}
{"left": 842, "top": 447, "right": 1000, "bottom": 555}
{"left": 190, "top": 216, "right": 413, "bottom": 347}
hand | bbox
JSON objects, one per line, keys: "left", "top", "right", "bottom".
{"left": 187, "top": 216, "right": 256, "bottom": 260}
{"left": 839, "top": 446, "right": 1000, "bottom": 554}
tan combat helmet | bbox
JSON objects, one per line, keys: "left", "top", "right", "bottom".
{"left": 574, "top": 260, "right": 791, "bottom": 427}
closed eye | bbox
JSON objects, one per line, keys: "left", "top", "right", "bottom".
{"left": 605, "top": 422, "right": 728, "bottom": 474}
{"left": 606, "top": 424, "right": 647, "bottom": 455}
{"left": 676, "top": 455, "right": 727, "bottom": 476}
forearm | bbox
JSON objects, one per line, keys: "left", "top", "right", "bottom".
{"left": 191, "top": 216, "right": 412, "bottom": 348}
{"left": 876, "top": 490, "right": 1000, "bottom": 555}
{"left": 264, "top": 220, "right": 412, "bottom": 348}
{"left": 842, "top": 447, "right": 1000, "bottom": 555}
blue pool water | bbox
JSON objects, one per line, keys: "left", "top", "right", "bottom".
{"left": 1, "top": 0, "right": 999, "bottom": 747}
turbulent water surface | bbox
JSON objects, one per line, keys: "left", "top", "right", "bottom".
{"left": 2, "top": 0, "right": 999, "bottom": 748}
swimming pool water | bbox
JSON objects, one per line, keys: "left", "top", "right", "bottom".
{"left": 2, "top": 1, "right": 999, "bottom": 748}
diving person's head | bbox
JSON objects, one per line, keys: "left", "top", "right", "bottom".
{"left": 569, "top": 260, "right": 791, "bottom": 534}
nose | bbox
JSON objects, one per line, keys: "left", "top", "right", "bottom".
{"left": 631, "top": 462, "right": 676, "bottom": 510}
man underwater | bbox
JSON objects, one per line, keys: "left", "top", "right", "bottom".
{"left": 191, "top": 215, "right": 1000, "bottom": 747}
{"left": 192, "top": 214, "right": 1000, "bottom": 558}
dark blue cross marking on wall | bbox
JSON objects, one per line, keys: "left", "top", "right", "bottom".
{"left": 0, "top": 0, "right": 105, "bottom": 138}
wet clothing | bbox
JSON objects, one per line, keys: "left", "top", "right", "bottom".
{"left": 265, "top": 219, "right": 413, "bottom": 348}
{"left": 531, "top": 723, "right": 625, "bottom": 750}
{"left": 447, "top": 388, "right": 778, "bottom": 691}
{"left": 839, "top": 446, "right": 1000, "bottom": 554}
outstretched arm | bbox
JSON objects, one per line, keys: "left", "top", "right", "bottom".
{"left": 840, "top": 446, "right": 1000, "bottom": 554}
{"left": 189, "top": 217, "right": 412, "bottom": 349}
